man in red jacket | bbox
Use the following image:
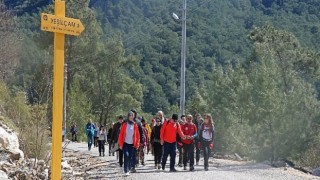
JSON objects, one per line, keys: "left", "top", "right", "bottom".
{"left": 181, "top": 114, "right": 197, "bottom": 171}
{"left": 160, "top": 113, "right": 185, "bottom": 172}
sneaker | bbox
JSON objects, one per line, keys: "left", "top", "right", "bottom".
{"left": 190, "top": 166, "right": 195, "bottom": 171}
{"left": 178, "top": 163, "right": 183, "bottom": 167}
{"left": 205, "top": 166, "right": 209, "bottom": 171}
{"left": 130, "top": 168, "right": 137, "bottom": 173}
{"left": 184, "top": 166, "right": 187, "bottom": 170}
{"left": 158, "top": 164, "right": 161, "bottom": 169}
{"left": 125, "top": 172, "right": 130, "bottom": 176}
{"left": 170, "top": 168, "right": 178, "bottom": 172}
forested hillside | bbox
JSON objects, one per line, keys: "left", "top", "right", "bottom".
{"left": 1, "top": 0, "right": 320, "bottom": 165}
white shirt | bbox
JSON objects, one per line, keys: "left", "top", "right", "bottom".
{"left": 124, "top": 123, "right": 134, "bottom": 144}
{"left": 202, "top": 126, "right": 212, "bottom": 140}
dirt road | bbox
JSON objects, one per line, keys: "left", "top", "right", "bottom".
{"left": 63, "top": 141, "right": 319, "bottom": 180}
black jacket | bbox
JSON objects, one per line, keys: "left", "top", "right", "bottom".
{"left": 111, "top": 122, "right": 122, "bottom": 144}
{"left": 194, "top": 119, "right": 203, "bottom": 140}
{"left": 107, "top": 127, "right": 113, "bottom": 141}
{"left": 134, "top": 119, "right": 145, "bottom": 145}
{"left": 151, "top": 124, "right": 162, "bottom": 144}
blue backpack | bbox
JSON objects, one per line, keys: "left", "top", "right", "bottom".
{"left": 86, "top": 123, "right": 94, "bottom": 137}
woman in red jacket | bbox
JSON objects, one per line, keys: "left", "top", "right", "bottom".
{"left": 118, "top": 111, "right": 140, "bottom": 176}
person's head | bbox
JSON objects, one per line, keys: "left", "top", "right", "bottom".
{"left": 157, "top": 111, "right": 163, "bottom": 119}
{"left": 171, "top": 113, "right": 179, "bottom": 122}
{"left": 196, "top": 113, "right": 202, "bottom": 121}
{"left": 88, "top": 119, "right": 92, "bottom": 123}
{"left": 187, "top": 114, "right": 193, "bottom": 123}
{"left": 128, "top": 111, "right": 135, "bottom": 121}
{"left": 141, "top": 118, "right": 146, "bottom": 125}
{"left": 156, "top": 118, "right": 161, "bottom": 126}
{"left": 203, "top": 113, "right": 213, "bottom": 126}
{"left": 100, "top": 126, "right": 105, "bottom": 131}
{"left": 131, "top": 108, "right": 137, "bottom": 118}
{"left": 118, "top": 115, "right": 123, "bottom": 123}
{"left": 181, "top": 115, "right": 186, "bottom": 122}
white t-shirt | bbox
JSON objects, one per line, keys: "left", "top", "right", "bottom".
{"left": 124, "top": 123, "right": 134, "bottom": 144}
{"left": 202, "top": 126, "right": 212, "bottom": 140}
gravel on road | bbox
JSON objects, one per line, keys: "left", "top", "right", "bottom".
{"left": 63, "top": 141, "right": 319, "bottom": 180}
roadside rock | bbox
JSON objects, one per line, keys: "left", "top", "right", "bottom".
{"left": 312, "top": 167, "right": 320, "bottom": 177}
{"left": 0, "top": 169, "right": 8, "bottom": 180}
{"left": 0, "top": 124, "right": 24, "bottom": 160}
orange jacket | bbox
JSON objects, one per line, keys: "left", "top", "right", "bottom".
{"left": 181, "top": 123, "right": 197, "bottom": 144}
{"left": 118, "top": 122, "right": 140, "bottom": 149}
{"left": 160, "top": 119, "right": 184, "bottom": 143}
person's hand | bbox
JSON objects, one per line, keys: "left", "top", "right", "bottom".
{"left": 182, "top": 135, "right": 186, "bottom": 140}
{"left": 209, "top": 143, "right": 214, "bottom": 150}
{"left": 160, "top": 140, "right": 164, "bottom": 145}
{"left": 119, "top": 146, "right": 123, "bottom": 150}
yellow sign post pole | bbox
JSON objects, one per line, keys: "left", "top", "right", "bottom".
{"left": 41, "top": 0, "right": 84, "bottom": 178}
{"left": 51, "top": 0, "right": 65, "bottom": 180}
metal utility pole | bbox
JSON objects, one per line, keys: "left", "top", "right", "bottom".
{"left": 63, "top": 63, "right": 67, "bottom": 141}
{"left": 180, "top": 0, "right": 187, "bottom": 117}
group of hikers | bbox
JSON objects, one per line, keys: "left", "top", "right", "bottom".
{"left": 83, "top": 109, "right": 215, "bottom": 176}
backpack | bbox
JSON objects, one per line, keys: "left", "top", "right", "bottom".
{"left": 86, "top": 124, "right": 93, "bottom": 137}
{"left": 142, "top": 127, "right": 148, "bottom": 146}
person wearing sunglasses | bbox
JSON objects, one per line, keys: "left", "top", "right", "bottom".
{"left": 151, "top": 118, "right": 163, "bottom": 169}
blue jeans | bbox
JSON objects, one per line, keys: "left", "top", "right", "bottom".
{"left": 87, "top": 135, "right": 93, "bottom": 150}
{"left": 123, "top": 143, "right": 136, "bottom": 173}
{"left": 161, "top": 142, "right": 176, "bottom": 170}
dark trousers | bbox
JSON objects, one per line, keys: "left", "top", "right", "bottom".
{"left": 153, "top": 142, "right": 163, "bottom": 165}
{"left": 123, "top": 143, "right": 136, "bottom": 173}
{"left": 202, "top": 141, "right": 212, "bottom": 168}
{"left": 195, "top": 140, "right": 201, "bottom": 162}
{"left": 94, "top": 137, "right": 99, "bottom": 147}
{"left": 183, "top": 143, "right": 195, "bottom": 167}
{"left": 161, "top": 142, "right": 176, "bottom": 170}
{"left": 98, "top": 140, "right": 105, "bottom": 155}
{"left": 177, "top": 145, "right": 183, "bottom": 165}
{"left": 119, "top": 149, "right": 123, "bottom": 166}
{"left": 109, "top": 141, "right": 114, "bottom": 155}
{"left": 71, "top": 133, "right": 77, "bottom": 141}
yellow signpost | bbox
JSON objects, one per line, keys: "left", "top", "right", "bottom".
{"left": 40, "top": 0, "right": 84, "bottom": 179}
{"left": 41, "top": 13, "right": 84, "bottom": 36}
